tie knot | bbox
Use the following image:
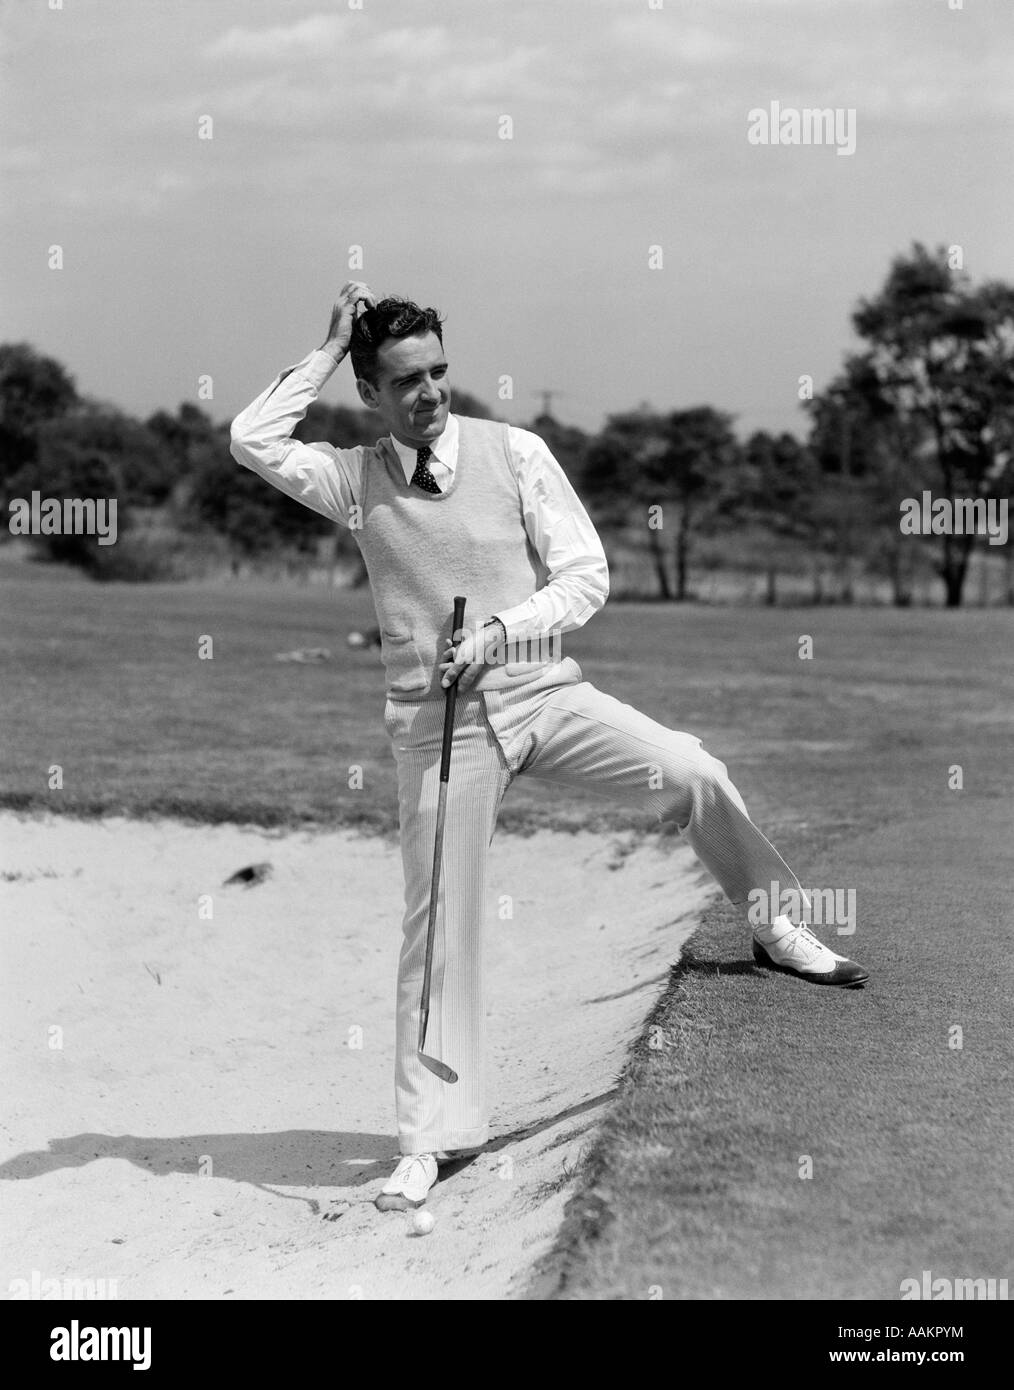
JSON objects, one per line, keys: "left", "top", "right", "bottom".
{"left": 416, "top": 446, "right": 432, "bottom": 466}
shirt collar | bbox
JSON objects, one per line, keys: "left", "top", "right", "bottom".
{"left": 388, "top": 413, "right": 459, "bottom": 485}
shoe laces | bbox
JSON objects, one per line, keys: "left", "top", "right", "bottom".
{"left": 778, "top": 923, "right": 830, "bottom": 964}
{"left": 393, "top": 1153, "right": 435, "bottom": 1182}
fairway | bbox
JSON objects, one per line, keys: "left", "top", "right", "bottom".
{"left": 5, "top": 566, "right": 1012, "bottom": 838}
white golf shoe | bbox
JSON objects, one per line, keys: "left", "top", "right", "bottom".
{"left": 752, "top": 922, "right": 869, "bottom": 987}
{"left": 374, "top": 1153, "right": 439, "bottom": 1212}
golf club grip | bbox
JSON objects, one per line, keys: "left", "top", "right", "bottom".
{"left": 439, "top": 596, "right": 467, "bottom": 782}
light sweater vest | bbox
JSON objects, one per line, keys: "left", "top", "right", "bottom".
{"left": 355, "top": 415, "right": 563, "bottom": 701}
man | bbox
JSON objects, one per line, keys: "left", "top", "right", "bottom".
{"left": 230, "top": 282, "right": 869, "bottom": 1212}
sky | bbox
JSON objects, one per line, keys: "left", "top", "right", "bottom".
{"left": 2, "top": 0, "right": 1013, "bottom": 441}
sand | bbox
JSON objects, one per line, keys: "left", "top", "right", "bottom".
{"left": 0, "top": 812, "right": 712, "bottom": 1301}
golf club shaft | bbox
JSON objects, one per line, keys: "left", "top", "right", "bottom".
{"left": 418, "top": 778, "right": 449, "bottom": 1052}
{"left": 418, "top": 596, "right": 467, "bottom": 1068}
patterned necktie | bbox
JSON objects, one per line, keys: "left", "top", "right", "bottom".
{"left": 411, "top": 445, "right": 442, "bottom": 494}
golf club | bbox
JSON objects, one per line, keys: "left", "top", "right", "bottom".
{"left": 417, "top": 594, "right": 467, "bottom": 1085}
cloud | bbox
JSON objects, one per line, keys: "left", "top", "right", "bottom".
{"left": 41, "top": 0, "right": 1012, "bottom": 217}
{"left": 0, "top": 146, "right": 43, "bottom": 173}
{"left": 607, "top": 16, "right": 737, "bottom": 67}
{"left": 49, "top": 167, "right": 198, "bottom": 217}
{"left": 202, "top": 12, "right": 354, "bottom": 62}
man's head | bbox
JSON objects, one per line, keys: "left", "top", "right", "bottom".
{"left": 350, "top": 297, "right": 450, "bottom": 448}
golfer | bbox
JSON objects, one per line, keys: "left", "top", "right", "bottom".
{"left": 230, "top": 282, "right": 869, "bottom": 1211}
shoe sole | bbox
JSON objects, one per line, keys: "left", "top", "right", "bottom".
{"left": 752, "top": 943, "right": 869, "bottom": 988}
{"left": 761, "top": 960, "right": 868, "bottom": 987}
{"left": 374, "top": 1192, "right": 428, "bottom": 1212}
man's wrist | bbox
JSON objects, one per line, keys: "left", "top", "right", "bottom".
{"left": 297, "top": 348, "right": 345, "bottom": 393}
{"left": 483, "top": 617, "right": 508, "bottom": 662}
{"left": 318, "top": 342, "right": 347, "bottom": 366}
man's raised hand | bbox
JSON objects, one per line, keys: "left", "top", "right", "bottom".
{"left": 320, "top": 281, "right": 377, "bottom": 362}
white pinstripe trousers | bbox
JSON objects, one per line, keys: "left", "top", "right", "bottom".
{"left": 383, "top": 656, "right": 804, "bottom": 1155}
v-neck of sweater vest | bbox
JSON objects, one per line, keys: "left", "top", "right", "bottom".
{"left": 388, "top": 437, "right": 462, "bottom": 502}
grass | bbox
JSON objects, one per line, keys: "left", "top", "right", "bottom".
{"left": 521, "top": 607, "right": 1014, "bottom": 1297}
{"left": 5, "top": 560, "right": 1014, "bottom": 1302}
{"left": 527, "top": 794, "right": 1014, "bottom": 1300}
{"left": 5, "top": 559, "right": 1011, "bottom": 840}
{"left": 3, "top": 565, "right": 396, "bottom": 831}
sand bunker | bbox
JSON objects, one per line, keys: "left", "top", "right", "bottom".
{"left": 1, "top": 813, "right": 712, "bottom": 1300}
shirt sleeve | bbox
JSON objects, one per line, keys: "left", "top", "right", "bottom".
{"left": 492, "top": 425, "right": 610, "bottom": 642}
{"left": 229, "top": 349, "right": 365, "bottom": 527}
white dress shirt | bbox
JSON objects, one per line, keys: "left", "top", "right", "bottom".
{"left": 230, "top": 348, "right": 609, "bottom": 643}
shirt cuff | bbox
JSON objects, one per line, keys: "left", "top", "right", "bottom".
{"left": 491, "top": 603, "right": 540, "bottom": 643}
{"left": 296, "top": 348, "right": 343, "bottom": 393}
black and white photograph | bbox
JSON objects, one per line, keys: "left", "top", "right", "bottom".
{"left": 2, "top": 0, "right": 1011, "bottom": 1346}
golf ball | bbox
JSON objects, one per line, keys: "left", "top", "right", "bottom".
{"left": 411, "top": 1209, "right": 436, "bottom": 1236}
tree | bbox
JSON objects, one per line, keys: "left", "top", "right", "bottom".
{"left": 187, "top": 426, "right": 333, "bottom": 560}
{"left": 1002, "top": 459, "right": 1014, "bottom": 606}
{"left": 6, "top": 435, "right": 125, "bottom": 574}
{"left": 146, "top": 403, "right": 218, "bottom": 487}
{"left": 660, "top": 407, "right": 743, "bottom": 601}
{"left": 0, "top": 343, "right": 78, "bottom": 495}
{"left": 584, "top": 406, "right": 743, "bottom": 600}
{"left": 743, "top": 430, "right": 819, "bottom": 604}
{"left": 584, "top": 408, "right": 673, "bottom": 597}
{"left": 32, "top": 403, "right": 173, "bottom": 507}
{"left": 294, "top": 402, "right": 377, "bottom": 450}
{"left": 809, "top": 354, "right": 932, "bottom": 606}
{"left": 450, "top": 388, "right": 497, "bottom": 421}
{"left": 851, "top": 244, "right": 1014, "bottom": 606}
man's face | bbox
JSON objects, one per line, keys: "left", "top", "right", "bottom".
{"left": 356, "top": 331, "right": 451, "bottom": 448}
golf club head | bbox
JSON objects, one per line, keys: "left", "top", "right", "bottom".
{"left": 419, "top": 1052, "right": 458, "bottom": 1084}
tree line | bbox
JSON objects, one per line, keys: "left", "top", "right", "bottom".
{"left": 2, "top": 243, "right": 1011, "bottom": 607}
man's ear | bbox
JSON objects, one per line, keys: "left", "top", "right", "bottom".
{"left": 356, "top": 377, "right": 380, "bottom": 410}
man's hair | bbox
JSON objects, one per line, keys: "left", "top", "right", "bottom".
{"left": 349, "top": 297, "right": 445, "bottom": 385}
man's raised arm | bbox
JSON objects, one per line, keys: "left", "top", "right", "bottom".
{"left": 229, "top": 281, "right": 377, "bottom": 526}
